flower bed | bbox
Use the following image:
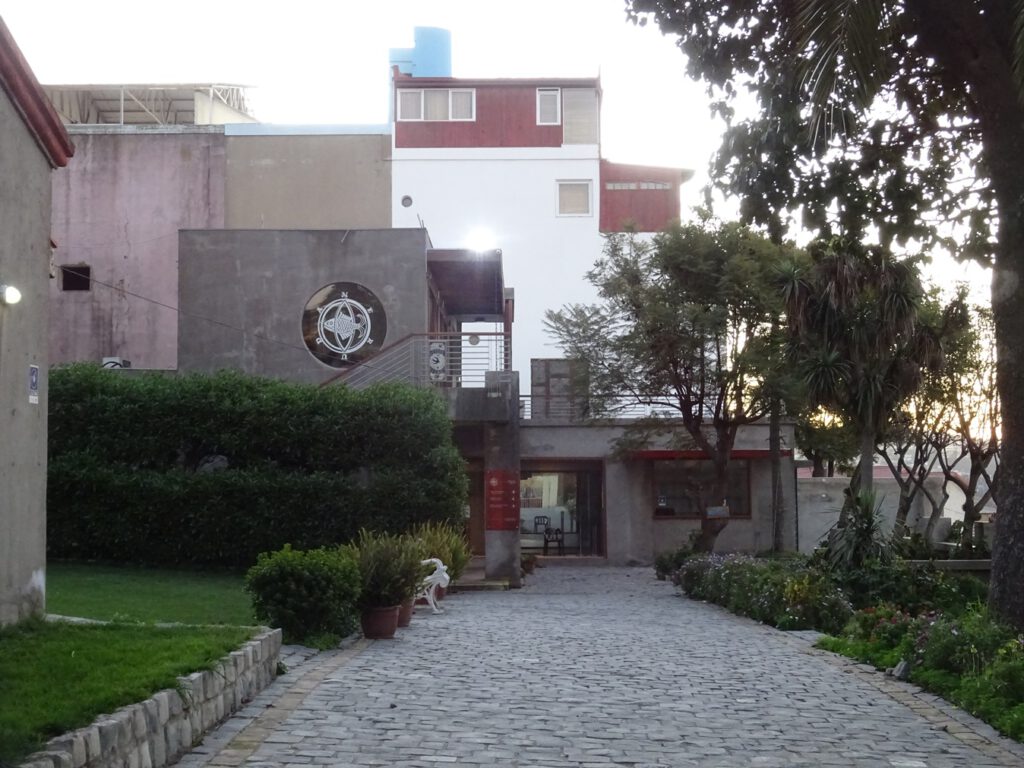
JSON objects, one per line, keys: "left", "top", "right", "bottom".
{"left": 666, "top": 549, "right": 1022, "bottom": 742}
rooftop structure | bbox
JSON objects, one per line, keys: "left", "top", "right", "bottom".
{"left": 44, "top": 83, "right": 255, "bottom": 125}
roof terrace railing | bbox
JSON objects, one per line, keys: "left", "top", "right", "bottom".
{"left": 328, "top": 332, "right": 511, "bottom": 390}
{"left": 519, "top": 395, "right": 687, "bottom": 422}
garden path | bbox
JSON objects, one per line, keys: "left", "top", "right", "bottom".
{"left": 180, "top": 567, "right": 1024, "bottom": 767}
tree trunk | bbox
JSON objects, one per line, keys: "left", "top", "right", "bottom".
{"left": 827, "top": 458, "right": 835, "bottom": 477}
{"left": 894, "top": 488, "right": 913, "bottom": 538}
{"left": 692, "top": 455, "right": 732, "bottom": 553}
{"left": 857, "top": 428, "right": 875, "bottom": 498}
{"left": 923, "top": 484, "right": 950, "bottom": 544}
{"left": 908, "top": 0, "right": 1024, "bottom": 635}
{"left": 811, "top": 453, "right": 826, "bottom": 477}
{"left": 843, "top": 428, "right": 875, "bottom": 527}
{"left": 770, "top": 397, "right": 785, "bottom": 551}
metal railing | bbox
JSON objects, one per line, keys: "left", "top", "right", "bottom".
{"left": 330, "top": 332, "right": 511, "bottom": 390}
{"left": 519, "top": 395, "right": 686, "bottom": 422}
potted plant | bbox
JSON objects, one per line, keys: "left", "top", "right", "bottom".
{"left": 398, "top": 535, "right": 427, "bottom": 628}
{"left": 347, "top": 530, "right": 422, "bottom": 639}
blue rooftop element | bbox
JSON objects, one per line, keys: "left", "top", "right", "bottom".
{"left": 389, "top": 27, "right": 452, "bottom": 78}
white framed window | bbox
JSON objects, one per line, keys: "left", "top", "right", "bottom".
{"left": 397, "top": 88, "right": 475, "bottom": 121}
{"left": 450, "top": 89, "right": 474, "bottom": 120}
{"left": 537, "top": 88, "right": 561, "bottom": 125}
{"left": 557, "top": 180, "right": 592, "bottom": 216}
{"left": 398, "top": 90, "right": 423, "bottom": 120}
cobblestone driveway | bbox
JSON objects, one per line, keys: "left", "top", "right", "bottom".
{"left": 184, "top": 568, "right": 1024, "bottom": 768}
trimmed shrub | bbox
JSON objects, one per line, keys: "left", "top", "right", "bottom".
{"left": 245, "top": 545, "right": 361, "bottom": 644}
{"left": 48, "top": 366, "right": 467, "bottom": 567}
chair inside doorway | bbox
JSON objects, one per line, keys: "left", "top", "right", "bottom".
{"left": 519, "top": 469, "right": 601, "bottom": 556}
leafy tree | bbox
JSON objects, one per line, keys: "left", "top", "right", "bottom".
{"left": 795, "top": 409, "right": 858, "bottom": 478}
{"left": 877, "top": 291, "right": 969, "bottom": 537}
{"left": 545, "top": 220, "right": 790, "bottom": 551}
{"left": 936, "top": 304, "right": 1001, "bottom": 555}
{"left": 625, "top": 0, "right": 1024, "bottom": 629}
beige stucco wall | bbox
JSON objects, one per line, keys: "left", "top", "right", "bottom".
{"left": 0, "top": 88, "right": 55, "bottom": 624}
{"left": 225, "top": 135, "right": 391, "bottom": 229}
{"left": 49, "top": 129, "right": 226, "bottom": 369}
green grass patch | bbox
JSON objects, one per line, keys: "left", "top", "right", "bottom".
{"left": 0, "top": 618, "right": 253, "bottom": 764}
{"left": 47, "top": 562, "right": 253, "bottom": 625}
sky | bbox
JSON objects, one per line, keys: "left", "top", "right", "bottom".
{"left": 0, "top": 0, "right": 720, "bottom": 211}
{"left": 1, "top": 0, "right": 990, "bottom": 301}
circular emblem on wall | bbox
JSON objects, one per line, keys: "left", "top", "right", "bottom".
{"left": 301, "top": 282, "right": 388, "bottom": 368}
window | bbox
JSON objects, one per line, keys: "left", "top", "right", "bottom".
{"left": 397, "top": 89, "right": 475, "bottom": 121}
{"left": 557, "top": 181, "right": 591, "bottom": 216}
{"left": 60, "top": 264, "right": 91, "bottom": 291}
{"left": 652, "top": 459, "right": 750, "bottom": 519}
{"left": 605, "top": 181, "right": 672, "bottom": 190}
{"left": 537, "top": 88, "right": 561, "bottom": 125}
{"left": 561, "top": 88, "right": 598, "bottom": 143}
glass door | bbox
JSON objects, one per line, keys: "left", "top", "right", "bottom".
{"left": 519, "top": 470, "right": 602, "bottom": 555}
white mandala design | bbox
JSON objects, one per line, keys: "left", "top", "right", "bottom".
{"left": 316, "top": 294, "right": 374, "bottom": 358}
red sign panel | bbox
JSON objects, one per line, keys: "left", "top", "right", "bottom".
{"left": 485, "top": 469, "right": 520, "bottom": 531}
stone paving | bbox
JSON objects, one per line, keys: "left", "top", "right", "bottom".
{"left": 180, "top": 567, "right": 1024, "bottom": 767}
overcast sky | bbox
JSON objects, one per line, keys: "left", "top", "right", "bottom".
{"left": 1, "top": 0, "right": 720, "bottom": 210}
{"left": 1, "top": 0, "right": 990, "bottom": 299}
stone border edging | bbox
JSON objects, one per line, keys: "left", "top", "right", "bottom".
{"left": 201, "top": 638, "right": 370, "bottom": 767}
{"left": 19, "top": 628, "right": 282, "bottom": 768}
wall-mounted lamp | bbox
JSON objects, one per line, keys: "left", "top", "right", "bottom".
{"left": 0, "top": 284, "right": 22, "bottom": 305}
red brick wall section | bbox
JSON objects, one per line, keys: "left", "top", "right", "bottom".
{"left": 599, "top": 160, "right": 685, "bottom": 233}
{"left": 396, "top": 84, "right": 563, "bottom": 148}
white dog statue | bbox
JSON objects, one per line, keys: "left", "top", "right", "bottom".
{"left": 417, "top": 558, "right": 450, "bottom": 614}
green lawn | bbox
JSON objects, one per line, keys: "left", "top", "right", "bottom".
{"left": 46, "top": 562, "right": 254, "bottom": 625}
{"left": 0, "top": 619, "right": 253, "bottom": 764}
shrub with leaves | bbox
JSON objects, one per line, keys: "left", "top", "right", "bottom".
{"left": 654, "top": 545, "right": 692, "bottom": 581}
{"left": 824, "top": 490, "right": 893, "bottom": 572}
{"left": 48, "top": 366, "right": 467, "bottom": 567}
{"left": 245, "top": 545, "right": 360, "bottom": 644}
{"left": 677, "top": 554, "right": 852, "bottom": 634}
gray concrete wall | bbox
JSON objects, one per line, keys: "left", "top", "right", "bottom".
{"left": 50, "top": 129, "right": 226, "bottom": 369}
{"left": 178, "top": 229, "right": 431, "bottom": 383}
{"left": 0, "top": 89, "right": 54, "bottom": 624}
{"left": 519, "top": 420, "right": 798, "bottom": 564}
{"left": 796, "top": 476, "right": 938, "bottom": 554}
{"left": 225, "top": 135, "right": 391, "bottom": 229}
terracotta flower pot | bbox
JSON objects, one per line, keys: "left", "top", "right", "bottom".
{"left": 398, "top": 598, "right": 414, "bottom": 628}
{"left": 360, "top": 605, "right": 401, "bottom": 639}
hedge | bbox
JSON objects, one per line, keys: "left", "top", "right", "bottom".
{"left": 48, "top": 365, "right": 467, "bottom": 567}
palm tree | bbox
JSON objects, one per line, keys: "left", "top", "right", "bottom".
{"left": 779, "top": 239, "right": 938, "bottom": 504}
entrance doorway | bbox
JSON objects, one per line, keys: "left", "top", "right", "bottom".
{"left": 519, "top": 469, "right": 602, "bottom": 556}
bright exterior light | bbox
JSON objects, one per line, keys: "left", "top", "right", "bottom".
{"left": 0, "top": 284, "right": 21, "bottom": 305}
{"left": 465, "top": 227, "right": 497, "bottom": 252}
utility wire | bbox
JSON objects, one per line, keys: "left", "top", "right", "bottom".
{"left": 59, "top": 265, "right": 316, "bottom": 358}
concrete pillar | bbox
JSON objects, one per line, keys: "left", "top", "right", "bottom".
{"left": 483, "top": 371, "right": 521, "bottom": 586}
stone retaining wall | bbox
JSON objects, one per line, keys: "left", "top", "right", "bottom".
{"left": 20, "top": 628, "right": 282, "bottom": 768}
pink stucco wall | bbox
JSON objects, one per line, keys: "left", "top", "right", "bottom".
{"left": 49, "top": 130, "right": 226, "bottom": 369}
